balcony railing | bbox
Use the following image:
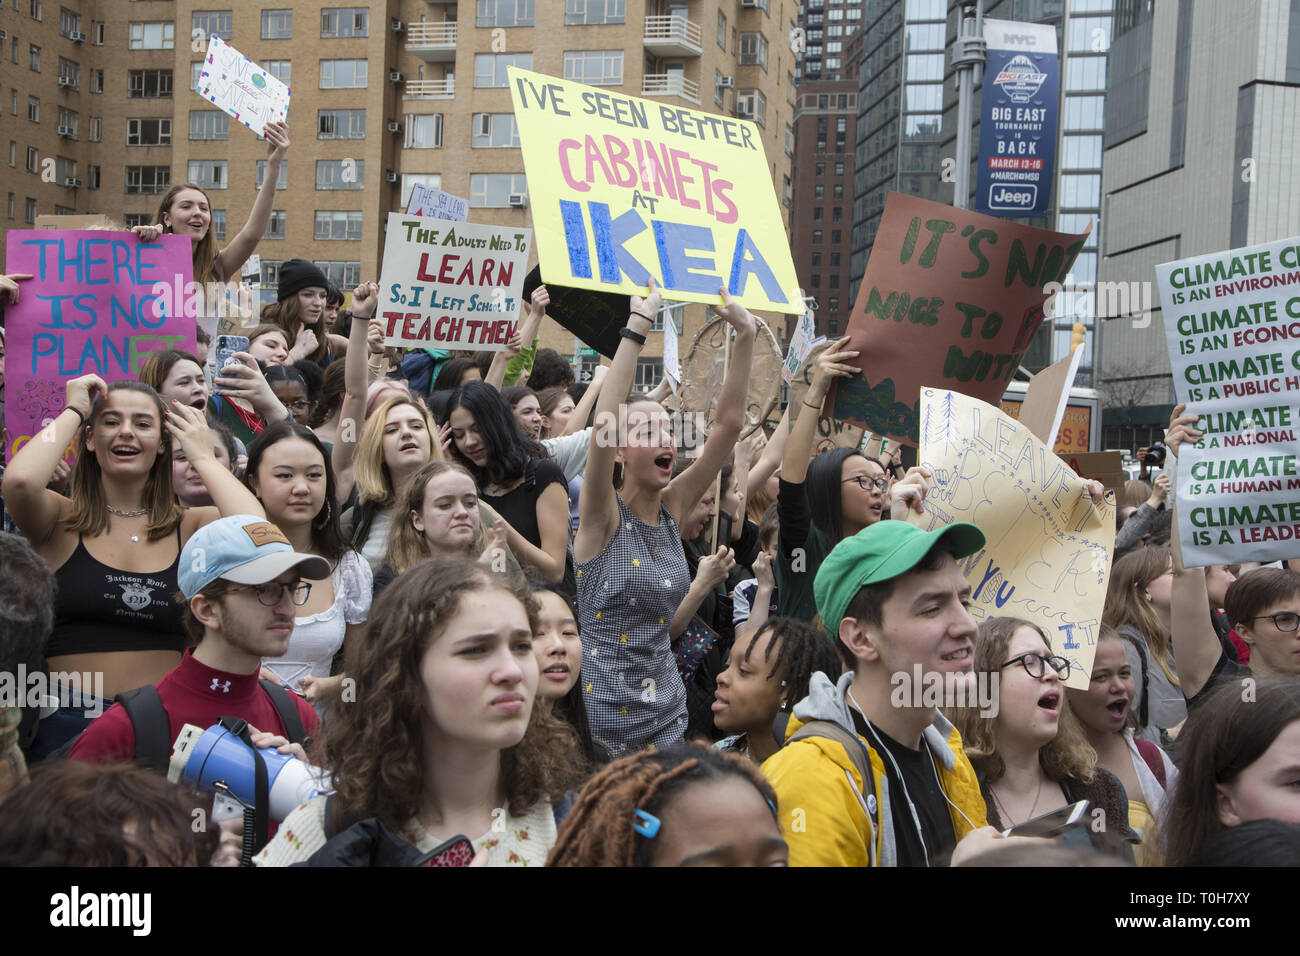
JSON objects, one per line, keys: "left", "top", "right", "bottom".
{"left": 405, "top": 21, "right": 456, "bottom": 61}
{"left": 643, "top": 15, "right": 702, "bottom": 57}
{"left": 641, "top": 73, "right": 699, "bottom": 105}
{"left": 404, "top": 78, "right": 455, "bottom": 99}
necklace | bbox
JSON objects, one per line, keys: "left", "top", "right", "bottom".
{"left": 108, "top": 505, "right": 147, "bottom": 542}
{"left": 991, "top": 773, "right": 1044, "bottom": 827}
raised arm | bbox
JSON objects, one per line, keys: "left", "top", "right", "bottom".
{"left": 484, "top": 330, "right": 523, "bottom": 390}
{"left": 562, "top": 364, "right": 607, "bottom": 436}
{"left": 670, "top": 547, "right": 735, "bottom": 638}
{"left": 214, "top": 122, "right": 290, "bottom": 282}
{"left": 664, "top": 288, "right": 756, "bottom": 525}
{"left": 1, "top": 374, "right": 103, "bottom": 545}
{"left": 573, "top": 279, "right": 660, "bottom": 563}
{"left": 781, "top": 338, "right": 858, "bottom": 485}
{"left": 1165, "top": 404, "right": 1220, "bottom": 699}
{"left": 165, "top": 402, "right": 264, "bottom": 517}
{"left": 748, "top": 404, "right": 791, "bottom": 494}
{"left": 332, "top": 281, "right": 378, "bottom": 503}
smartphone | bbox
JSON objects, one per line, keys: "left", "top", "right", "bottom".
{"left": 418, "top": 835, "right": 476, "bottom": 867}
{"left": 716, "top": 509, "right": 734, "bottom": 548}
{"left": 1003, "top": 799, "right": 1090, "bottom": 839}
{"left": 213, "top": 335, "right": 250, "bottom": 394}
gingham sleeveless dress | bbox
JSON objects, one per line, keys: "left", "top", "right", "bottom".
{"left": 576, "top": 495, "right": 690, "bottom": 757}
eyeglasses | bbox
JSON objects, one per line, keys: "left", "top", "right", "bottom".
{"left": 226, "top": 581, "right": 312, "bottom": 607}
{"left": 283, "top": 400, "right": 310, "bottom": 412}
{"left": 842, "top": 475, "right": 889, "bottom": 493}
{"left": 1000, "top": 652, "right": 1071, "bottom": 680}
{"left": 1253, "top": 612, "right": 1300, "bottom": 632}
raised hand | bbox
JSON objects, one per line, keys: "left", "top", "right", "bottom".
{"left": 64, "top": 374, "right": 108, "bottom": 420}
{"left": 131, "top": 224, "right": 165, "bottom": 242}
{"left": 889, "top": 466, "right": 932, "bottom": 519}
{"left": 628, "top": 276, "right": 661, "bottom": 333}
{"left": 289, "top": 328, "right": 319, "bottom": 363}
{"left": 697, "top": 546, "right": 736, "bottom": 589}
{"left": 165, "top": 401, "right": 216, "bottom": 464}
{"left": 263, "top": 121, "right": 290, "bottom": 162}
{"left": 712, "top": 285, "right": 757, "bottom": 337}
{"left": 351, "top": 281, "right": 379, "bottom": 318}
{"left": 0, "top": 273, "right": 33, "bottom": 304}
{"left": 1165, "top": 403, "right": 1203, "bottom": 459}
{"left": 809, "top": 337, "right": 860, "bottom": 399}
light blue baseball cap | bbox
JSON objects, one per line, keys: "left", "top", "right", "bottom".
{"left": 179, "top": 515, "right": 331, "bottom": 599}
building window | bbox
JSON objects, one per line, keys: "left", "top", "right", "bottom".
{"left": 810, "top": 275, "right": 820, "bottom": 289}
{"left": 635, "top": 358, "right": 663, "bottom": 391}
{"left": 187, "top": 160, "right": 227, "bottom": 190}
{"left": 812, "top": 229, "right": 823, "bottom": 244}
{"left": 831, "top": 230, "right": 841, "bottom": 244}
{"left": 405, "top": 113, "right": 443, "bottom": 148}
{"left": 563, "top": 50, "right": 623, "bottom": 86}
{"left": 7, "top": 142, "right": 13, "bottom": 166}
{"left": 832, "top": 207, "right": 842, "bottom": 222}
{"left": 811, "top": 252, "right": 821, "bottom": 267}
{"left": 833, "top": 184, "right": 843, "bottom": 200}
{"left": 828, "top": 297, "right": 839, "bottom": 312}
{"left": 212, "top": 210, "right": 226, "bottom": 240}
{"left": 256, "top": 161, "right": 288, "bottom": 190}
{"left": 736, "top": 90, "right": 766, "bottom": 127}
{"left": 318, "top": 108, "right": 365, "bottom": 139}
{"left": 29, "top": 44, "right": 39, "bottom": 71}
{"left": 815, "top": 162, "right": 825, "bottom": 176}
{"left": 834, "top": 162, "right": 844, "bottom": 176}
{"left": 813, "top": 207, "right": 823, "bottom": 221}
{"left": 314, "top": 261, "right": 361, "bottom": 287}
{"left": 87, "top": 164, "right": 100, "bottom": 189}
{"left": 129, "top": 22, "right": 175, "bottom": 50}
{"left": 566, "top": 0, "right": 624, "bottom": 25}
{"left": 477, "top": 0, "right": 534, "bottom": 28}
{"left": 27, "top": 97, "right": 38, "bottom": 122}
{"left": 651, "top": 302, "right": 684, "bottom": 335}
{"left": 29, "top": 0, "right": 40, "bottom": 19}
{"left": 88, "top": 116, "right": 101, "bottom": 141}
{"left": 128, "top": 69, "right": 173, "bottom": 98}
{"left": 192, "top": 10, "right": 233, "bottom": 41}
{"left": 191, "top": 61, "right": 204, "bottom": 92}
{"left": 57, "top": 57, "right": 78, "bottom": 88}
{"left": 260, "top": 60, "right": 291, "bottom": 84}
{"left": 739, "top": 33, "right": 768, "bottom": 69}
{"left": 6, "top": 193, "right": 13, "bottom": 218}
{"left": 400, "top": 174, "right": 441, "bottom": 208}
{"left": 189, "top": 110, "right": 229, "bottom": 140}
{"left": 314, "top": 210, "right": 363, "bottom": 241}
{"left": 125, "top": 165, "right": 170, "bottom": 194}
{"left": 128, "top": 117, "right": 172, "bottom": 146}
{"left": 263, "top": 210, "right": 286, "bottom": 239}
{"left": 55, "top": 4, "right": 75, "bottom": 35}
{"left": 261, "top": 9, "right": 292, "bottom": 40}
{"left": 124, "top": 213, "right": 152, "bottom": 229}
{"left": 471, "top": 113, "right": 519, "bottom": 148}
{"left": 717, "top": 10, "right": 727, "bottom": 48}
{"left": 320, "top": 59, "right": 367, "bottom": 89}
{"left": 90, "top": 69, "right": 103, "bottom": 93}
{"left": 831, "top": 252, "right": 840, "bottom": 266}
{"left": 25, "top": 197, "right": 37, "bottom": 224}
{"left": 261, "top": 260, "right": 282, "bottom": 286}
{"left": 320, "top": 7, "right": 368, "bottom": 37}
{"left": 470, "top": 173, "right": 527, "bottom": 207}
{"left": 814, "top": 185, "right": 825, "bottom": 200}
{"left": 316, "top": 159, "right": 364, "bottom": 189}
{"left": 25, "top": 146, "right": 38, "bottom": 173}
{"left": 475, "top": 53, "right": 532, "bottom": 88}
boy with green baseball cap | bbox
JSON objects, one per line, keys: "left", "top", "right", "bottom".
{"left": 761, "top": 519, "right": 993, "bottom": 866}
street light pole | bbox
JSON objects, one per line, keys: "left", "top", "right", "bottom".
{"left": 952, "top": 0, "right": 986, "bottom": 210}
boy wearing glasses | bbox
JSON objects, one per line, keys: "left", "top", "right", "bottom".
{"left": 762, "top": 520, "right": 994, "bottom": 866}
{"left": 71, "top": 516, "right": 329, "bottom": 764}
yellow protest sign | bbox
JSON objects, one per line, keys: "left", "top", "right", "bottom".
{"left": 507, "top": 67, "right": 801, "bottom": 315}
{"left": 910, "top": 388, "right": 1115, "bottom": 689}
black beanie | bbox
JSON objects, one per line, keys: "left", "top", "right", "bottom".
{"left": 277, "top": 258, "right": 329, "bottom": 302}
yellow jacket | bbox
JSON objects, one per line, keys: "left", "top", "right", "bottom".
{"left": 761, "top": 672, "right": 987, "bottom": 867}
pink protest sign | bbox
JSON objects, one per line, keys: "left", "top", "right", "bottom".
{"left": 3, "top": 231, "right": 195, "bottom": 461}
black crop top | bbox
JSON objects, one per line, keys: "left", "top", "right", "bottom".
{"left": 47, "top": 531, "right": 189, "bottom": 658}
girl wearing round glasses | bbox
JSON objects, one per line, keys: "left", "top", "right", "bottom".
{"left": 951, "top": 617, "right": 1136, "bottom": 858}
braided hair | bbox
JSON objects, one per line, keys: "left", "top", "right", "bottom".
{"left": 739, "top": 617, "right": 843, "bottom": 712}
{"left": 547, "top": 742, "right": 779, "bottom": 867}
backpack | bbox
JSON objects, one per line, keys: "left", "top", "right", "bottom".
{"left": 114, "top": 679, "right": 308, "bottom": 774}
{"left": 776, "top": 714, "right": 882, "bottom": 854}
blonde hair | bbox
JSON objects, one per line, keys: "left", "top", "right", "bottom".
{"left": 354, "top": 397, "right": 441, "bottom": 508}
{"left": 950, "top": 617, "right": 1098, "bottom": 785}
{"left": 383, "top": 460, "right": 488, "bottom": 574}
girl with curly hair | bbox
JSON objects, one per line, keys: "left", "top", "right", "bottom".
{"left": 256, "top": 559, "right": 585, "bottom": 866}
{"left": 547, "top": 741, "right": 787, "bottom": 866}
{"left": 950, "top": 617, "right": 1136, "bottom": 858}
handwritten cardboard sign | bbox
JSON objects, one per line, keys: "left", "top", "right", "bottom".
{"left": 406, "top": 184, "right": 470, "bottom": 222}
{"left": 782, "top": 307, "right": 817, "bottom": 386}
{"left": 197, "top": 35, "right": 290, "bottom": 136}
{"left": 829, "top": 192, "right": 1089, "bottom": 446}
{"left": 1156, "top": 235, "right": 1300, "bottom": 566}
{"left": 377, "top": 213, "right": 531, "bottom": 351}
{"left": 911, "top": 388, "right": 1115, "bottom": 689}
{"left": 508, "top": 66, "right": 800, "bottom": 315}
{"left": 3, "top": 231, "right": 195, "bottom": 460}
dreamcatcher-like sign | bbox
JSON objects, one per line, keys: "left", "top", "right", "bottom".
{"left": 676, "top": 315, "right": 783, "bottom": 443}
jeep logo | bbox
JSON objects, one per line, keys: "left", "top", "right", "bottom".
{"left": 988, "top": 184, "right": 1037, "bottom": 209}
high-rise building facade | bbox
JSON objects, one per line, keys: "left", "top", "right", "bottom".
{"left": 1, "top": 0, "right": 796, "bottom": 382}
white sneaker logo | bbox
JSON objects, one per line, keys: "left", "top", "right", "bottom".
{"left": 210, "top": 678, "right": 231, "bottom": 693}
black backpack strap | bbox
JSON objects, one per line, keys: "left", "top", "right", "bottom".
{"left": 115, "top": 685, "right": 172, "bottom": 774}
{"left": 258, "top": 679, "right": 306, "bottom": 745}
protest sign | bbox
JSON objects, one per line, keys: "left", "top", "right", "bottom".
{"left": 1155, "top": 235, "right": 1300, "bottom": 565}
{"left": 507, "top": 66, "right": 800, "bottom": 315}
{"left": 829, "top": 192, "right": 1089, "bottom": 446}
{"left": 522, "top": 266, "right": 626, "bottom": 359}
{"left": 407, "top": 184, "right": 470, "bottom": 222}
{"left": 377, "top": 213, "right": 531, "bottom": 351}
{"left": 782, "top": 307, "right": 817, "bottom": 386}
{"left": 911, "top": 388, "right": 1115, "bottom": 689}
{"left": 678, "top": 316, "right": 781, "bottom": 440}
{"left": 977, "top": 19, "right": 1059, "bottom": 217}
{"left": 662, "top": 306, "right": 681, "bottom": 390}
{"left": 1016, "top": 345, "right": 1083, "bottom": 448}
{"left": 1063, "top": 451, "right": 1127, "bottom": 496}
{"left": 197, "top": 35, "right": 291, "bottom": 137}
{"left": 4, "top": 231, "right": 195, "bottom": 461}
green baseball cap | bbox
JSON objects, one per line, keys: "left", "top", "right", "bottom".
{"left": 813, "top": 520, "right": 986, "bottom": 640}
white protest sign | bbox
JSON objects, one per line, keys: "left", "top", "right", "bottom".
{"left": 406, "top": 184, "right": 470, "bottom": 222}
{"left": 662, "top": 305, "right": 680, "bottom": 390}
{"left": 377, "top": 213, "right": 531, "bottom": 351}
{"left": 196, "top": 36, "right": 290, "bottom": 136}
{"left": 1156, "top": 236, "right": 1300, "bottom": 566}
{"left": 782, "top": 308, "right": 818, "bottom": 385}
{"left": 912, "top": 388, "right": 1115, "bottom": 689}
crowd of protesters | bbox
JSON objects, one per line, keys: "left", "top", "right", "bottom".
{"left": 1, "top": 175, "right": 1299, "bottom": 870}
